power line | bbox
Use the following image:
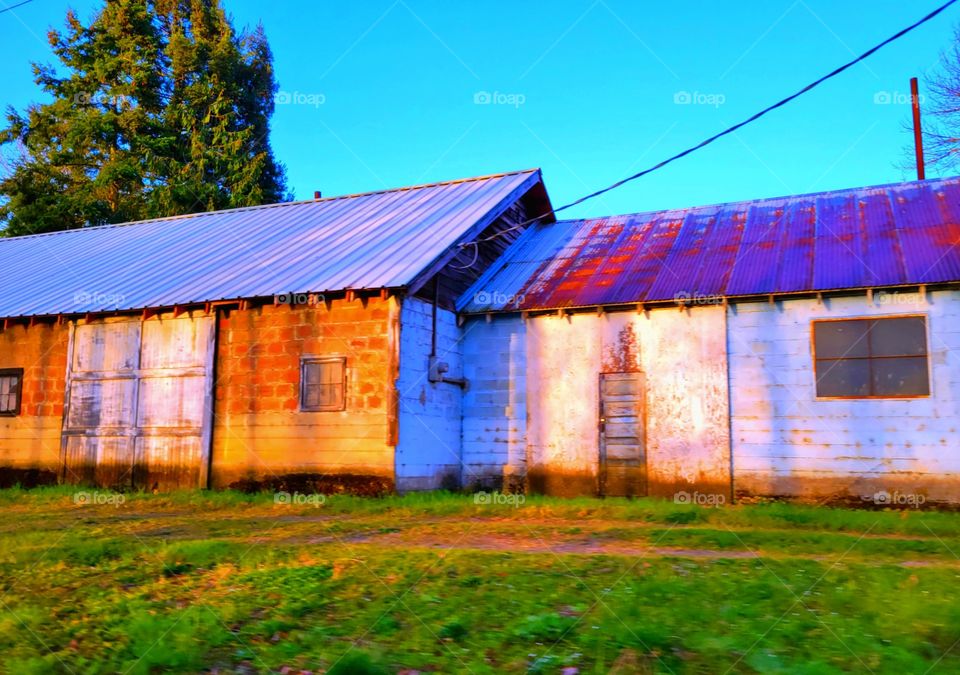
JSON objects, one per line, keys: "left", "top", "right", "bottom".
{"left": 0, "top": 0, "right": 34, "bottom": 15}
{"left": 457, "top": 0, "right": 959, "bottom": 254}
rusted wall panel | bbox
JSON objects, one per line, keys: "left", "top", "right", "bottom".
{"left": 210, "top": 297, "right": 397, "bottom": 489}
{"left": 525, "top": 314, "right": 603, "bottom": 495}
{"left": 0, "top": 323, "right": 69, "bottom": 486}
{"left": 729, "top": 292, "right": 960, "bottom": 501}
{"left": 523, "top": 306, "right": 730, "bottom": 497}
{"left": 638, "top": 308, "right": 731, "bottom": 499}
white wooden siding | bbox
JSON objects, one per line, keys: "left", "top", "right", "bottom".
{"left": 728, "top": 292, "right": 960, "bottom": 500}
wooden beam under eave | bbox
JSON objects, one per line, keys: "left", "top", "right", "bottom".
{"left": 405, "top": 171, "right": 545, "bottom": 297}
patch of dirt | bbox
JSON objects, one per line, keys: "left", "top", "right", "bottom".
{"left": 331, "top": 530, "right": 762, "bottom": 559}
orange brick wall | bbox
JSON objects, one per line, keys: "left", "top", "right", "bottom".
{"left": 210, "top": 296, "right": 400, "bottom": 489}
{"left": 0, "top": 322, "right": 70, "bottom": 484}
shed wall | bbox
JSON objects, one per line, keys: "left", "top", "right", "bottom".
{"left": 729, "top": 292, "right": 960, "bottom": 501}
{"left": 0, "top": 323, "right": 69, "bottom": 486}
{"left": 461, "top": 307, "right": 730, "bottom": 497}
{"left": 210, "top": 297, "right": 398, "bottom": 490}
{"left": 395, "top": 298, "right": 463, "bottom": 490}
{"left": 524, "top": 309, "right": 730, "bottom": 497}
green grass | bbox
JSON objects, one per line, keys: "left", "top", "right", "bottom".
{"left": 0, "top": 488, "right": 959, "bottom": 673}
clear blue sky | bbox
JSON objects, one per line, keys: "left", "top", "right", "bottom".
{"left": 1, "top": 0, "right": 958, "bottom": 219}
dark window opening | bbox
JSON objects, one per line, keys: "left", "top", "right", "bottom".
{"left": 300, "top": 357, "right": 346, "bottom": 411}
{"left": 813, "top": 317, "right": 929, "bottom": 398}
{"left": 0, "top": 368, "right": 23, "bottom": 416}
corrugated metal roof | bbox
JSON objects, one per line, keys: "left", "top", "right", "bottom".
{"left": 459, "top": 176, "right": 960, "bottom": 313}
{"left": 0, "top": 169, "right": 543, "bottom": 318}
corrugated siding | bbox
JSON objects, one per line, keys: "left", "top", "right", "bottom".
{"left": 0, "top": 169, "right": 541, "bottom": 318}
{"left": 460, "top": 177, "right": 960, "bottom": 312}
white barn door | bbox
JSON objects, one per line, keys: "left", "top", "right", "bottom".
{"left": 61, "top": 314, "right": 215, "bottom": 490}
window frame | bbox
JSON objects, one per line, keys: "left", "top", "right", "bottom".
{"left": 299, "top": 356, "right": 347, "bottom": 412}
{"left": 0, "top": 368, "right": 24, "bottom": 417}
{"left": 810, "top": 314, "right": 931, "bottom": 400}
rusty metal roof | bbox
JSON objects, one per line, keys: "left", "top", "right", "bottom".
{"left": 0, "top": 169, "right": 543, "bottom": 318}
{"left": 459, "top": 176, "right": 960, "bottom": 313}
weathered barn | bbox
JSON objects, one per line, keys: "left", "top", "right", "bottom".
{"left": 3, "top": 169, "right": 960, "bottom": 502}
{"left": 460, "top": 176, "right": 960, "bottom": 503}
{"left": 0, "top": 169, "right": 551, "bottom": 492}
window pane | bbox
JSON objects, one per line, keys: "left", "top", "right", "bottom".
{"left": 301, "top": 359, "right": 345, "bottom": 410}
{"left": 872, "top": 357, "right": 930, "bottom": 396}
{"left": 321, "top": 361, "right": 343, "bottom": 385}
{"left": 814, "top": 320, "right": 870, "bottom": 359}
{"left": 0, "top": 376, "right": 16, "bottom": 413}
{"left": 303, "top": 383, "right": 322, "bottom": 409}
{"left": 816, "top": 358, "right": 871, "bottom": 397}
{"left": 869, "top": 317, "right": 927, "bottom": 357}
{"left": 303, "top": 363, "right": 322, "bottom": 385}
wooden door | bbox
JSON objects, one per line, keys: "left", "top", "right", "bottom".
{"left": 135, "top": 316, "right": 215, "bottom": 490}
{"left": 61, "top": 315, "right": 215, "bottom": 490}
{"left": 599, "top": 372, "right": 646, "bottom": 497}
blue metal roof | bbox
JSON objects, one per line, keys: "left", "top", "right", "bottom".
{"left": 459, "top": 176, "right": 960, "bottom": 312}
{"left": 0, "top": 169, "right": 543, "bottom": 318}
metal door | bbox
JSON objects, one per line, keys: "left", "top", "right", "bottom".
{"left": 599, "top": 371, "right": 646, "bottom": 497}
{"left": 61, "top": 315, "right": 215, "bottom": 490}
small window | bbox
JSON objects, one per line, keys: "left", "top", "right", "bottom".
{"left": 0, "top": 369, "right": 23, "bottom": 416}
{"left": 300, "top": 357, "right": 346, "bottom": 411}
{"left": 812, "top": 317, "right": 929, "bottom": 398}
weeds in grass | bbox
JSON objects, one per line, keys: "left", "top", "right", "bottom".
{"left": 2, "top": 489, "right": 960, "bottom": 672}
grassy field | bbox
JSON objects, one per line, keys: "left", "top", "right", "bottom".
{"left": 1, "top": 488, "right": 960, "bottom": 673}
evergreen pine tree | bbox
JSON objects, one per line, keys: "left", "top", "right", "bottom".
{"left": 0, "top": 0, "right": 289, "bottom": 236}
